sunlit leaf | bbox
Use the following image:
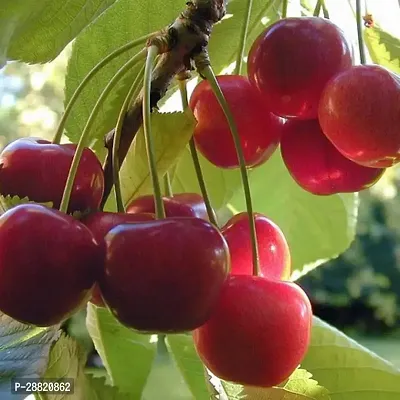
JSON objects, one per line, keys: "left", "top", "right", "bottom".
{"left": 364, "top": 25, "right": 400, "bottom": 74}
{"left": 86, "top": 303, "right": 156, "bottom": 397}
{"left": 105, "top": 110, "right": 196, "bottom": 211}
{"left": 301, "top": 317, "right": 400, "bottom": 400}
{"left": 0, "top": 0, "right": 118, "bottom": 64}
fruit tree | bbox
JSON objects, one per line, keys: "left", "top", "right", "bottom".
{"left": 0, "top": 0, "right": 400, "bottom": 399}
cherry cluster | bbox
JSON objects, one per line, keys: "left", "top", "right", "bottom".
{"left": 0, "top": 15, "right": 396, "bottom": 390}
{"left": 192, "top": 17, "right": 400, "bottom": 195}
{"left": 0, "top": 138, "right": 310, "bottom": 387}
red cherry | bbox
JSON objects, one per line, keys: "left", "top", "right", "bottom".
{"left": 280, "top": 119, "right": 385, "bottom": 195}
{"left": 193, "top": 275, "right": 312, "bottom": 387}
{"left": 318, "top": 65, "right": 400, "bottom": 168}
{"left": 82, "top": 211, "right": 156, "bottom": 307}
{"left": 221, "top": 212, "right": 291, "bottom": 280}
{"left": 126, "top": 193, "right": 211, "bottom": 221}
{"left": 189, "top": 75, "right": 283, "bottom": 168}
{"left": 247, "top": 17, "right": 352, "bottom": 119}
{"left": 100, "top": 218, "right": 230, "bottom": 333}
{"left": 0, "top": 204, "right": 103, "bottom": 326}
{"left": 0, "top": 137, "right": 104, "bottom": 213}
{"left": 82, "top": 211, "right": 155, "bottom": 244}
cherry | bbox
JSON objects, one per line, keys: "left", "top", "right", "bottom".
{"left": 193, "top": 275, "right": 312, "bottom": 387}
{"left": 318, "top": 65, "right": 400, "bottom": 168}
{"left": 99, "top": 217, "right": 230, "bottom": 333}
{"left": 189, "top": 75, "right": 283, "bottom": 168}
{"left": 280, "top": 119, "right": 385, "bottom": 195}
{"left": 82, "top": 211, "right": 155, "bottom": 244}
{"left": 0, "top": 204, "right": 103, "bottom": 326}
{"left": 247, "top": 17, "right": 352, "bottom": 120}
{"left": 221, "top": 212, "right": 291, "bottom": 280}
{"left": 126, "top": 193, "right": 211, "bottom": 221}
{"left": 82, "top": 211, "right": 156, "bottom": 307}
{"left": 0, "top": 137, "right": 104, "bottom": 213}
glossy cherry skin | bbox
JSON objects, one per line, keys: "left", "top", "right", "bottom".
{"left": 280, "top": 119, "right": 385, "bottom": 195}
{"left": 0, "top": 204, "right": 103, "bottom": 326}
{"left": 221, "top": 212, "right": 291, "bottom": 280}
{"left": 189, "top": 75, "right": 284, "bottom": 168}
{"left": 318, "top": 65, "right": 400, "bottom": 168}
{"left": 248, "top": 17, "right": 352, "bottom": 120}
{"left": 82, "top": 211, "right": 155, "bottom": 306}
{"left": 193, "top": 275, "right": 312, "bottom": 387}
{"left": 0, "top": 137, "right": 104, "bottom": 213}
{"left": 126, "top": 193, "right": 211, "bottom": 221}
{"left": 82, "top": 211, "right": 156, "bottom": 243}
{"left": 99, "top": 218, "right": 230, "bottom": 333}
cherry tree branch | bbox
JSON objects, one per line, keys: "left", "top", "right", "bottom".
{"left": 101, "top": 0, "right": 227, "bottom": 208}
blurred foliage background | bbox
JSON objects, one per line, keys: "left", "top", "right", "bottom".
{"left": 1, "top": 9, "right": 400, "bottom": 368}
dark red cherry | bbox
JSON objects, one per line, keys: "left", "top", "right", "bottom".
{"left": 221, "top": 212, "right": 291, "bottom": 280}
{"left": 248, "top": 17, "right": 352, "bottom": 119}
{"left": 193, "top": 275, "right": 312, "bottom": 387}
{"left": 82, "top": 211, "right": 156, "bottom": 307}
{"left": 0, "top": 204, "right": 103, "bottom": 326}
{"left": 126, "top": 193, "right": 211, "bottom": 221}
{"left": 82, "top": 211, "right": 155, "bottom": 244}
{"left": 189, "top": 75, "right": 284, "bottom": 168}
{"left": 99, "top": 218, "right": 230, "bottom": 333}
{"left": 0, "top": 138, "right": 104, "bottom": 212}
{"left": 280, "top": 119, "right": 385, "bottom": 195}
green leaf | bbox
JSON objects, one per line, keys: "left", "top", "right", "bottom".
{"left": 63, "top": 0, "right": 186, "bottom": 155}
{"left": 0, "top": 195, "right": 53, "bottom": 215}
{"left": 0, "top": 312, "right": 60, "bottom": 400}
{"left": 301, "top": 317, "right": 400, "bottom": 399}
{"left": 0, "top": 0, "right": 118, "bottom": 64}
{"left": 171, "top": 148, "right": 243, "bottom": 213}
{"left": 86, "top": 303, "right": 156, "bottom": 397}
{"left": 228, "top": 151, "right": 358, "bottom": 275}
{"left": 43, "top": 333, "right": 88, "bottom": 400}
{"left": 209, "top": 0, "right": 281, "bottom": 74}
{"left": 105, "top": 110, "right": 196, "bottom": 211}
{"left": 364, "top": 25, "right": 400, "bottom": 74}
{"left": 142, "top": 339, "right": 193, "bottom": 400}
{"left": 85, "top": 375, "right": 134, "bottom": 400}
{"left": 166, "top": 334, "right": 210, "bottom": 400}
{"left": 222, "top": 369, "right": 330, "bottom": 399}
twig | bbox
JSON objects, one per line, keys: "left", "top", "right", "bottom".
{"left": 101, "top": 0, "right": 227, "bottom": 206}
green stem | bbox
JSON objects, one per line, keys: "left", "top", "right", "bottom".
{"left": 281, "top": 0, "right": 288, "bottom": 18}
{"left": 322, "top": 1, "right": 330, "bottom": 18}
{"left": 356, "top": 0, "right": 367, "bottom": 64}
{"left": 313, "top": 0, "right": 323, "bottom": 16}
{"left": 143, "top": 45, "right": 166, "bottom": 220}
{"left": 178, "top": 80, "right": 218, "bottom": 227}
{"left": 163, "top": 173, "right": 173, "bottom": 197}
{"left": 52, "top": 34, "right": 153, "bottom": 145}
{"left": 234, "top": 0, "right": 254, "bottom": 75}
{"left": 199, "top": 66, "right": 260, "bottom": 275}
{"left": 112, "top": 64, "right": 145, "bottom": 213}
{"left": 59, "top": 49, "right": 147, "bottom": 213}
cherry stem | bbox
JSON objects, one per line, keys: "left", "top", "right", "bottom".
{"left": 199, "top": 66, "right": 260, "bottom": 275}
{"left": 281, "top": 0, "right": 288, "bottom": 18}
{"left": 356, "top": 0, "right": 367, "bottom": 64}
{"left": 178, "top": 79, "right": 218, "bottom": 227}
{"left": 112, "top": 64, "right": 145, "bottom": 213}
{"left": 51, "top": 33, "right": 153, "bottom": 145}
{"left": 143, "top": 45, "right": 166, "bottom": 220}
{"left": 59, "top": 49, "right": 147, "bottom": 214}
{"left": 163, "top": 173, "right": 173, "bottom": 197}
{"left": 313, "top": 0, "right": 323, "bottom": 16}
{"left": 235, "top": 0, "right": 254, "bottom": 75}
